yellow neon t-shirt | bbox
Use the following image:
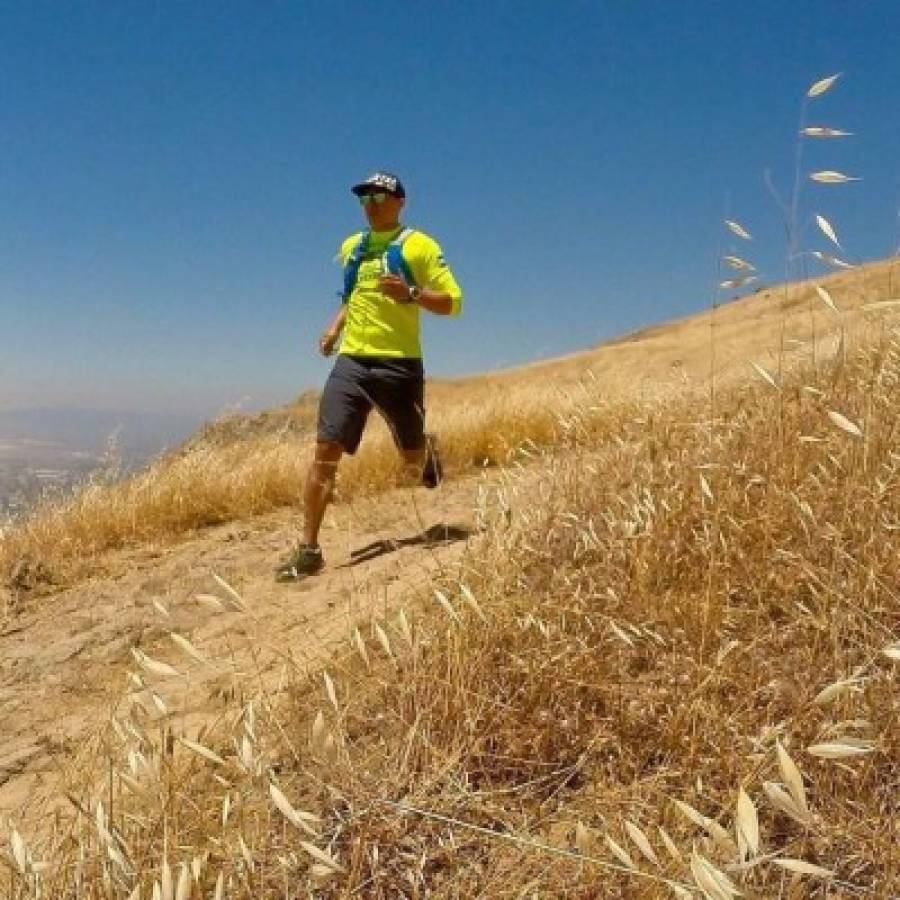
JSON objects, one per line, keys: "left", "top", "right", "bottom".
{"left": 337, "top": 226, "right": 463, "bottom": 359}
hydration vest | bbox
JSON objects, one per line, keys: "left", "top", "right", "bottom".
{"left": 340, "top": 227, "right": 417, "bottom": 302}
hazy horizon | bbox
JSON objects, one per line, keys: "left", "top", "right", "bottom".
{"left": 0, "top": 405, "right": 213, "bottom": 516}
{"left": 0, "top": 405, "right": 210, "bottom": 455}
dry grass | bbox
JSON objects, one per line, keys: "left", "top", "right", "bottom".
{"left": 4, "top": 311, "right": 898, "bottom": 897}
{"left": 2, "top": 258, "right": 897, "bottom": 595}
{"left": 4, "top": 68, "right": 898, "bottom": 897}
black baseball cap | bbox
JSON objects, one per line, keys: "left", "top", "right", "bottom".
{"left": 350, "top": 171, "right": 406, "bottom": 198}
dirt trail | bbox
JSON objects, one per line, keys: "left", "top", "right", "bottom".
{"left": 0, "top": 473, "right": 484, "bottom": 827}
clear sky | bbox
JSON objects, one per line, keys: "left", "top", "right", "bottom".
{"left": 2, "top": 1, "right": 899, "bottom": 417}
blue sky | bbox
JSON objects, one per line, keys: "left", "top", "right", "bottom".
{"left": 2, "top": 0, "right": 898, "bottom": 417}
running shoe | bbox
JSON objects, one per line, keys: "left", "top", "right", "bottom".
{"left": 421, "top": 434, "right": 443, "bottom": 489}
{"left": 275, "top": 543, "right": 324, "bottom": 581}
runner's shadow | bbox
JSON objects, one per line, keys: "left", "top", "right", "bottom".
{"left": 342, "top": 523, "right": 471, "bottom": 567}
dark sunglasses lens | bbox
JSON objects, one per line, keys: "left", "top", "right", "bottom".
{"left": 359, "top": 192, "right": 390, "bottom": 205}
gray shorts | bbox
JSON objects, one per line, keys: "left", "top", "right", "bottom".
{"left": 317, "top": 355, "right": 426, "bottom": 455}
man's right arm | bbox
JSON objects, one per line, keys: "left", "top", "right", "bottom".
{"left": 319, "top": 305, "right": 347, "bottom": 356}
{"left": 319, "top": 235, "right": 357, "bottom": 356}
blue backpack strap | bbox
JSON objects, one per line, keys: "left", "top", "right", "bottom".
{"left": 384, "top": 227, "right": 417, "bottom": 287}
{"left": 340, "top": 231, "right": 370, "bottom": 302}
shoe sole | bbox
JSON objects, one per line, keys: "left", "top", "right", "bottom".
{"left": 275, "top": 568, "right": 323, "bottom": 582}
{"left": 274, "top": 559, "right": 324, "bottom": 582}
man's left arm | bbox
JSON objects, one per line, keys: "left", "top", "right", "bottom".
{"left": 413, "top": 286, "right": 454, "bottom": 315}
{"left": 379, "top": 235, "right": 462, "bottom": 316}
{"left": 421, "top": 241, "right": 462, "bottom": 316}
{"left": 376, "top": 276, "right": 447, "bottom": 310}
{"left": 378, "top": 275, "right": 455, "bottom": 314}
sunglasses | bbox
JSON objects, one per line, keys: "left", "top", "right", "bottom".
{"left": 358, "top": 192, "right": 391, "bottom": 206}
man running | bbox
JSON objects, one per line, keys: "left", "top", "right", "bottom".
{"left": 276, "top": 171, "right": 463, "bottom": 580}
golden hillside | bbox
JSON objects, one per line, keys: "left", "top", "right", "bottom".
{"left": 0, "top": 257, "right": 898, "bottom": 897}
{"left": 2, "top": 257, "right": 897, "bottom": 596}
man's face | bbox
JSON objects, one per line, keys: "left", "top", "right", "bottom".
{"left": 359, "top": 191, "right": 404, "bottom": 229}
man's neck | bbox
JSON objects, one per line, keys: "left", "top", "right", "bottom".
{"left": 370, "top": 220, "right": 402, "bottom": 234}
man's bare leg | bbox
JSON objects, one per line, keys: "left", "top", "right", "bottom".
{"left": 400, "top": 434, "right": 442, "bottom": 489}
{"left": 304, "top": 441, "right": 344, "bottom": 546}
{"left": 276, "top": 441, "right": 343, "bottom": 580}
{"left": 399, "top": 446, "right": 427, "bottom": 477}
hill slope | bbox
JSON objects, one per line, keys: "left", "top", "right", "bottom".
{"left": 2, "top": 257, "right": 897, "bottom": 599}
{"left": 0, "top": 258, "right": 897, "bottom": 897}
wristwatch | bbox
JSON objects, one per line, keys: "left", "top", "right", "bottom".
{"left": 408, "top": 286, "right": 422, "bottom": 303}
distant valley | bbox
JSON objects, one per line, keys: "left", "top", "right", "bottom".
{"left": 0, "top": 408, "right": 206, "bottom": 518}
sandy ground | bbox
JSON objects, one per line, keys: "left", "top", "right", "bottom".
{"left": 0, "top": 472, "right": 483, "bottom": 829}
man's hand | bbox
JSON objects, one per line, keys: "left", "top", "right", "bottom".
{"left": 318, "top": 329, "right": 340, "bottom": 356}
{"left": 378, "top": 274, "right": 414, "bottom": 303}
{"left": 318, "top": 304, "right": 346, "bottom": 356}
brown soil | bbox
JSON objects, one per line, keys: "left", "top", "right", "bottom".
{"left": 0, "top": 474, "right": 480, "bottom": 828}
